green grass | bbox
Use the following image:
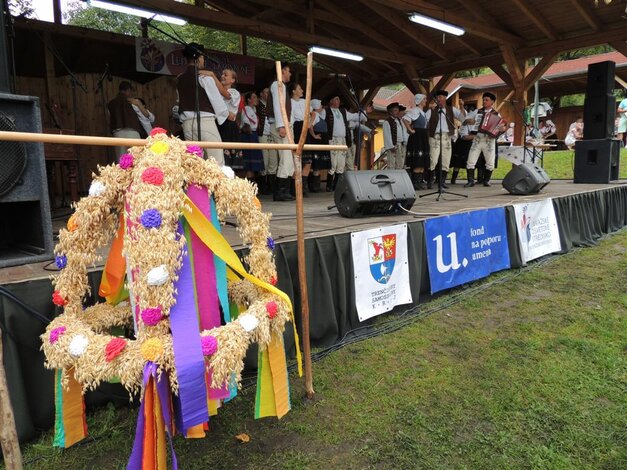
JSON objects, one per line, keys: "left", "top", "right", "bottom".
{"left": 16, "top": 230, "right": 627, "bottom": 470}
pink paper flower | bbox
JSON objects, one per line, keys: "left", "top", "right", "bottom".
{"left": 119, "top": 153, "right": 134, "bottom": 169}
{"left": 266, "top": 301, "right": 278, "bottom": 319}
{"left": 52, "top": 290, "right": 67, "bottom": 306}
{"left": 49, "top": 326, "right": 66, "bottom": 344}
{"left": 201, "top": 335, "right": 218, "bottom": 356}
{"left": 186, "top": 145, "right": 203, "bottom": 158}
{"left": 141, "top": 167, "right": 164, "bottom": 185}
{"left": 141, "top": 307, "right": 163, "bottom": 326}
{"left": 150, "top": 127, "right": 167, "bottom": 136}
{"left": 105, "top": 337, "right": 127, "bottom": 362}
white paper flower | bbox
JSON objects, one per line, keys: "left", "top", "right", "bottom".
{"left": 68, "top": 334, "right": 89, "bottom": 357}
{"left": 88, "top": 181, "right": 106, "bottom": 197}
{"left": 238, "top": 314, "right": 259, "bottom": 333}
{"left": 221, "top": 165, "right": 235, "bottom": 179}
{"left": 146, "top": 265, "right": 169, "bottom": 286}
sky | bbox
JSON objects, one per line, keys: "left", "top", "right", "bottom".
{"left": 27, "top": 0, "right": 76, "bottom": 22}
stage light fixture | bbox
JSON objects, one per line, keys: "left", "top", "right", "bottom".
{"left": 89, "top": 1, "right": 187, "bottom": 26}
{"left": 309, "top": 46, "right": 364, "bottom": 62}
{"left": 408, "top": 13, "right": 465, "bottom": 36}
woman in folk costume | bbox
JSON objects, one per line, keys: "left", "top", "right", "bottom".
{"left": 240, "top": 91, "right": 265, "bottom": 181}
{"left": 290, "top": 82, "right": 311, "bottom": 195}
{"left": 450, "top": 116, "right": 476, "bottom": 184}
{"left": 402, "top": 93, "right": 429, "bottom": 189}
{"left": 308, "top": 99, "right": 331, "bottom": 192}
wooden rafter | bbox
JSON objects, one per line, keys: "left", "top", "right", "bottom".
{"left": 610, "top": 41, "right": 627, "bottom": 58}
{"left": 500, "top": 45, "right": 524, "bottom": 87}
{"left": 432, "top": 73, "right": 455, "bottom": 93}
{"left": 524, "top": 54, "right": 558, "bottom": 90}
{"left": 336, "top": 79, "right": 360, "bottom": 109}
{"left": 360, "top": 86, "right": 381, "bottom": 107}
{"left": 490, "top": 64, "right": 514, "bottom": 89}
{"left": 403, "top": 64, "right": 428, "bottom": 95}
{"left": 510, "top": 0, "right": 560, "bottom": 40}
{"left": 452, "top": 36, "right": 481, "bottom": 57}
{"left": 568, "top": 0, "right": 603, "bottom": 31}
{"left": 520, "top": 24, "right": 627, "bottom": 57}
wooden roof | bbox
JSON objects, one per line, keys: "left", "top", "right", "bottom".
{"left": 114, "top": 0, "right": 627, "bottom": 87}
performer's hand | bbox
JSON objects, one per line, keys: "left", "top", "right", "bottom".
{"left": 314, "top": 134, "right": 321, "bottom": 140}
{"left": 228, "top": 112, "right": 237, "bottom": 121}
{"left": 198, "top": 70, "right": 215, "bottom": 77}
{"left": 279, "top": 127, "right": 286, "bottom": 138}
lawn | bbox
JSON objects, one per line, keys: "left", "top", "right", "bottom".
{"left": 16, "top": 229, "right": 627, "bottom": 470}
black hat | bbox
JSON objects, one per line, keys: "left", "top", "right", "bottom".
{"left": 482, "top": 92, "right": 496, "bottom": 101}
{"left": 183, "top": 42, "right": 205, "bottom": 60}
{"left": 435, "top": 89, "right": 449, "bottom": 97}
{"left": 386, "top": 102, "right": 400, "bottom": 112}
{"left": 398, "top": 104, "right": 407, "bottom": 111}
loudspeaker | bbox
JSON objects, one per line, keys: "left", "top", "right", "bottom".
{"left": 584, "top": 93, "right": 616, "bottom": 140}
{"left": 334, "top": 170, "right": 415, "bottom": 218}
{"left": 502, "top": 162, "right": 551, "bottom": 195}
{"left": 0, "top": 93, "right": 53, "bottom": 267}
{"left": 574, "top": 138, "right": 620, "bottom": 184}
{"left": 585, "top": 61, "right": 615, "bottom": 98}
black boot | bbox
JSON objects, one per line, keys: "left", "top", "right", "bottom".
{"left": 333, "top": 172, "right": 342, "bottom": 190}
{"left": 464, "top": 168, "right": 475, "bottom": 187}
{"left": 310, "top": 174, "right": 321, "bottom": 193}
{"left": 416, "top": 172, "right": 427, "bottom": 190}
{"left": 477, "top": 167, "right": 485, "bottom": 184}
{"left": 441, "top": 170, "right": 449, "bottom": 189}
{"left": 265, "top": 174, "right": 276, "bottom": 196}
{"left": 482, "top": 169, "right": 493, "bottom": 187}
{"left": 274, "top": 177, "right": 295, "bottom": 201}
{"left": 289, "top": 178, "right": 296, "bottom": 197}
{"left": 325, "top": 173, "right": 334, "bottom": 192}
{"left": 450, "top": 169, "right": 459, "bottom": 185}
{"left": 302, "top": 176, "right": 309, "bottom": 196}
{"left": 410, "top": 172, "right": 419, "bottom": 190}
{"left": 425, "top": 169, "right": 433, "bottom": 189}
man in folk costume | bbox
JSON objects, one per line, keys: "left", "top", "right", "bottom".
{"left": 465, "top": 92, "right": 506, "bottom": 187}
{"left": 425, "top": 90, "right": 466, "bottom": 189}
{"left": 321, "top": 95, "right": 354, "bottom": 190}
{"left": 107, "top": 81, "right": 146, "bottom": 161}
{"left": 177, "top": 43, "right": 228, "bottom": 163}
{"left": 267, "top": 63, "right": 295, "bottom": 201}
{"left": 382, "top": 102, "right": 405, "bottom": 170}
{"left": 346, "top": 104, "right": 373, "bottom": 172}
{"left": 256, "top": 87, "right": 278, "bottom": 195}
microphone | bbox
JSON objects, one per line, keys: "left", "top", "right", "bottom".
{"left": 329, "top": 73, "right": 347, "bottom": 78}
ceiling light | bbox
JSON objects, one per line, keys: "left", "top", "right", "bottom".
{"left": 89, "top": 1, "right": 187, "bottom": 26}
{"left": 409, "top": 13, "right": 465, "bottom": 36}
{"left": 309, "top": 46, "right": 364, "bottom": 62}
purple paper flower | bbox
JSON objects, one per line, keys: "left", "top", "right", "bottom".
{"left": 141, "top": 307, "right": 163, "bottom": 326}
{"left": 186, "top": 145, "right": 203, "bottom": 158}
{"left": 267, "top": 237, "right": 275, "bottom": 250}
{"left": 201, "top": 335, "right": 218, "bottom": 356}
{"left": 55, "top": 255, "right": 67, "bottom": 269}
{"left": 49, "top": 326, "right": 66, "bottom": 344}
{"left": 140, "top": 209, "right": 162, "bottom": 229}
{"left": 119, "top": 153, "right": 134, "bottom": 169}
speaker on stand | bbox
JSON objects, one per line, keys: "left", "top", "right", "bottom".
{"left": 0, "top": 93, "right": 54, "bottom": 267}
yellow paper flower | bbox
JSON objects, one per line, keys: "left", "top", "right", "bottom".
{"left": 140, "top": 337, "right": 163, "bottom": 362}
{"left": 67, "top": 214, "right": 78, "bottom": 232}
{"left": 254, "top": 197, "right": 261, "bottom": 209}
{"left": 150, "top": 141, "right": 169, "bottom": 155}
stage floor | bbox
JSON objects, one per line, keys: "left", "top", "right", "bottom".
{"left": 1, "top": 179, "right": 625, "bottom": 285}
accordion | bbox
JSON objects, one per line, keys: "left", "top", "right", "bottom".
{"left": 479, "top": 112, "right": 506, "bottom": 137}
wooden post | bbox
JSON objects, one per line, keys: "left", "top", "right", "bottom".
{"left": 275, "top": 56, "right": 315, "bottom": 399}
{"left": 0, "top": 333, "right": 24, "bottom": 470}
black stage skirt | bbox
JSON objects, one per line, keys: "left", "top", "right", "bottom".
{"left": 452, "top": 138, "right": 473, "bottom": 168}
{"left": 218, "top": 119, "right": 243, "bottom": 169}
{"left": 310, "top": 130, "right": 331, "bottom": 171}
{"left": 406, "top": 127, "right": 429, "bottom": 169}
{"left": 293, "top": 121, "right": 313, "bottom": 165}
{"left": 240, "top": 132, "right": 265, "bottom": 172}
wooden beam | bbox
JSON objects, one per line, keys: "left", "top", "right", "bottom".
{"left": 53, "top": 0, "right": 62, "bottom": 24}
{"left": 510, "top": 0, "right": 560, "bottom": 41}
{"left": 403, "top": 64, "right": 428, "bottom": 95}
{"left": 490, "top": 64, "right": 514, "bottom": 89}
{"left": 500, "top": 45, "right": 524, "bottom": 87}
{"left": 360, "top": 86, "right": 381, "bottom": 107}
{"left": 116, "top": 0, "right": 422, "bottom": 64}
{"left": 452, "top": 35, "right": 481, "bottom": 57}
{"left": 337, "top": 79, "right": 359, "bottom": 110}
{"left": 615, "top": 75, "right": 627, "bottom": 90}
{"left": 307, "top": 0, "right": 315, "bottom": 34}
{"left": 43, "top": 32, "right": 56, "bottom": 106}
{"left": 610, "top": 41, "right": 627, "bottom": 58}
{"left": 524, "top": 54, "right": 558, "bottom": 90}
{"left": 314, "top": 78, "right": 341, "bottom": 101}
{"left": 432, "top": 73, "right": 455, "bottom": 93}
{"left": 568, "top": 0, "right": 602, "bottom": 31}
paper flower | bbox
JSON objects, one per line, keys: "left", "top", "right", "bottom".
{"left": 186, "top": 145, "right": 203, "bottom": 158}
{"left": 270, "top": 277, "right": 277, "bottom": 286}
{"left": 146, "top": 265, "right": 169, "bottom": 286}
{"left": 141, "top": 167, "right": 164, "bottom": 185}
{"left": 119, "top": 153, "right": 134, "bottom": 169}
{"left": 221, "top": 166, "right": 235, "bottom": 179}
{"left": 140, "top": 338, "right": 163, "bottom": 362}
{"left": 150, "top": 127, "right": 167, "bottom": 137}
{"left": 67, "top": 214, "right": 78, "bottom": 232}
{"left": 265, "top": 301, "right": 278, "bottom": 319}
{"left": 141, "top": 307, "right": 163, "bottom": 326}
{"left": 267, "top": 237, "right": 275, "bottom": 250}
{"left": 88, "top": 181, "right": 106, "bottom": 197}
{"left": 69, "top": 334, "right": 89, "bottom": 357}
{"left": 150, "top": 141, "right": 169, "bottom": 155}
{"left": 239, "top": 314, "right": 259, "bottom": 333}
{"left": 105, "top": 337, "right": 127, "bottom": 362}
{"left": 201, "top": 335, "right": 218, "bottom": 356}
{"left": 49, "top": 326, "right": 66, "bottom": 344}
{"left": 52, "top": 290, "right": 67, "bottom": 306}
{"left": 55, "top": 254, "right": 67, "bottom": 270}
{"left": 254, "top": 197, "right": 261, "bottom": 209}
{"left": 140, "top": 209, "right": 162, "bottom": 229}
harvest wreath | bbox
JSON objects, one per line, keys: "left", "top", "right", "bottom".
{"left": 40, "top": 129, "right": 300, "bottom": 466}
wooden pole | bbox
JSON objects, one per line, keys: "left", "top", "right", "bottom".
{"left": 275, "top": 57, "right": 315, "bottom": 399}
{"left": 0, "top": 131, "right": 346, "bottom": 152}
{"left": 0, "top": 332, "right": 24, "bottom": 470}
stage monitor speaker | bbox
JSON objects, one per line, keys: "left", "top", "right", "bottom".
{"left": 583, "top": 93, "right": 616, "bottom": 140}
{"left": 574, "top": 138, "right": 620, "bottom": 184}
{"left": 334, "top": 170, "right": 415, "bottom": 218}
{"left": 0, "top": 93, "right": 53, "bottom": 267}
{"left": 585, "top": 60, "right": 615, "bottom": 98}
{"left": 502, "top": 162, "right": 551, "bottom": 195}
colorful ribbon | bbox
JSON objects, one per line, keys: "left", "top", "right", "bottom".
{"left": 53, "top": 368, "right": 87, "bottom": 448}
{"left": 99, "top": 212, "right": 128, "bottom": 304}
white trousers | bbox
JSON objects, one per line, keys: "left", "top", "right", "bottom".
{"left": 270, "top": 123, "right": 294, "bottom": 178}
{"left": 386, "top": 142, "right": 406, "bottom": 170}
{"left": 467, "top": 134, "right": 497, "bottom": 171}
{"left": 259, "top": 134, "right": 278, "bottom": 175}
{"left": 429, "top": 133, "right": 453, "bottom": 171}
{"left": 182, "top": 117, "right": 224, "bottom": 165}
{"left": 112, "top": 128, "right": 140, "bottom": 162}
{"left": 329, "top": 137, "right": 350, "bottom": 175}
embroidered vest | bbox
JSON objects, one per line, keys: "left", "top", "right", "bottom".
{"left": 427, "top": 105, "right": 454, "bottom": 138}
{"left": 325, "top": 107, "right": 352, "bottom": 147}
{"left": 386, "top": 117, "right": 398, "bottom": 146}
{"left": 257, "top": 101, "right": 267, "bottom": 136}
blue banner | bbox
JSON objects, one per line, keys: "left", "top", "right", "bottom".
{"left": 425, "top": 208, "right": 510, "bottom": 293}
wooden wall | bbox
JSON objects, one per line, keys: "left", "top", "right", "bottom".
{"left": 15, "top": 73, "right": 178, "bottom": 193}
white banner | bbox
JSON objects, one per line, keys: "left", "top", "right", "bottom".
{"left": 513, "top": 199, "right": 562, "bottom": 263}
{"left": 351, "top": 224, "right": 412, "bottom": 322}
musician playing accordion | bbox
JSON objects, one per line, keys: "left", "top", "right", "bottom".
{"left": 465, "top": 92, "right": 507, "bottom": 187}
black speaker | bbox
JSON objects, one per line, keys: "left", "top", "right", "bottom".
{"left": 574, "top": 139, "right": 620, "bottom": 184}
{"left": 584, "top": 93, "right": 616, "bottom": 140}
{"left": 0, "top": 93, "right": 53, "bottom": 267}
{"left": 334, "top": 170, "right": 415, "bottom": 218}
{"left": 585, "top": 61, "right": 615, "bottom": 98}
{"left": 502, "top": 163, "right": 551, "bottom": 195}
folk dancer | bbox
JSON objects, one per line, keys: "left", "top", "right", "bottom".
{"left": 256, "top": 87, "right": 277, "bottom": 195}
{"left": 130, "top": 97, "right": 155, "bottom": 137}
{"left": 346, "top": 104, "right": 373, "bottom": 172}
{"left": 450, "top": 116, "right": 476, "bottom": 185}
{"left": 107, "top": 81, "right": 146, "bottom": 161}
{"left": 402, "top": 93, "right": 429, "bottom": 189}
{"left": 239, "top": 91, "right": 265, "bottom": 181}
{"left": 382, "top": 102, "right": 405, "bottom": 171}
{"left": 268, "top": 63, "right": 294, "bottom": 201}
{"left": 308, "top": 99, "right": 332, "bottom": 192}
{"left": 321, "top": 95, "right": 354, "bottom": 191}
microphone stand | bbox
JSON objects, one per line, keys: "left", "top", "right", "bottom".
{"left": 345, "top": 74, "right": 364, "bottom": 170}
{"left": 420, "top": 100, "right": 467, "bottom": 201}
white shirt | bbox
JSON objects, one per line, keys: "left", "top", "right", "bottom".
{"left": 270, "top": 80, "right": 289, "bottom": 128}
{"left": 320, "top": 107, "right": 348, "bottom": 137}
{"left": 131, "top": 104, "right": 155, "bottom": 135}
{"left": 402, "top": 107, "right": 426, "bottom": 124}
{"left": 382, "top": 117, "right": 403, "bottom": 151}
{"left": 224, "top": 88, "right": 240, "bottom": 115}
{"left": 290, "top": 98, "right": 306, "bottom": 124}
{"left": 240, "top": 105, "right": 258, "bottom": 131}
{"left": 425, "top": 105, "right": 465, "bottom": 134}
{"left": 180, "top": 74, "right": 229, "bottom": 125}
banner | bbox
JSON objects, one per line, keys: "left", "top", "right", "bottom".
{"left": 425, "top": 208, "right": 510, "bottom": 294}
{"left": 513, "top": 199, "right": 561, "bottom": 263}
{"left": 351, "top": 224, "right": 412, "bottom": 322}
{"left": 135, "top": 38, "right": 256, "bottom": 84}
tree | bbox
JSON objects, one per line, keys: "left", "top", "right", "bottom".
{"left": 7, "top": 0, "right": 33, "bottom": 17}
